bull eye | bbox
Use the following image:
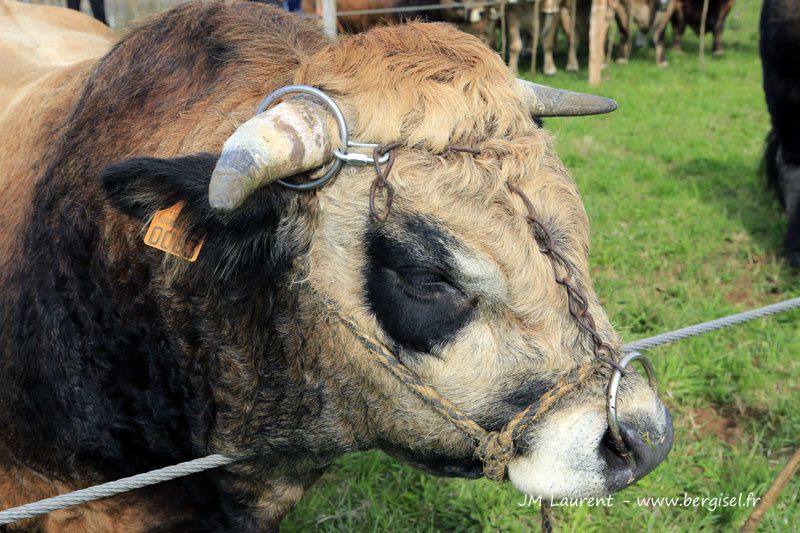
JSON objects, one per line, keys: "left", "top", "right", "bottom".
{"left": 364, "top": 217, "right": 475, "bottom": 355}
{"left": 394, "top": 267, "right": 465, "bottom": 302}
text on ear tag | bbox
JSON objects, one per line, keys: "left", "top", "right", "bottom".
{"left": 144, "top": 201, "right": 203, "bottom": 262}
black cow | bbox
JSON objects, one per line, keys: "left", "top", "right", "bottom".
{"left": 761, "top": 0, "right": 800, "bottom": 266}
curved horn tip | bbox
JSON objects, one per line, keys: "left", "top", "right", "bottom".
{"left": 208, "top": 148, "right": 265, "bottom": 213}
{"left": 517, "top": 79, "right": 619, "bottom": 117}
{"left": 208, "top": 177, "right": 244, "bottom": 213}
{"left": 208, "top": 100, "right": 334, "bottom": 211}
{"left": 592, "top": 96, "right": 618, "bottom": 115}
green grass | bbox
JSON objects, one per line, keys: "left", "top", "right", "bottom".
{"left": 284, "top": 3, "right": 800, "bottom": 531}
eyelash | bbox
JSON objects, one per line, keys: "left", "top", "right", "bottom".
{"left": 396, "top": 269, "right": 462, "bottom": 301}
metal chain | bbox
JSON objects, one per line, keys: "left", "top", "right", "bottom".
{"left": 507, "top": 182, "right": 623, "bottom": 372}
{"left": 368, "top": 144, "right": 479, "bottom": 222}
{"left": 368, "top": 142, "right": 402, "bottom": 222}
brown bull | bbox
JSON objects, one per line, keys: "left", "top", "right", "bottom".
{"left": 300, "top": 0, "right": 474, "bottom": 33}
{"left": 613, "top": 0, "right": 676, "bottom": 67}
{"left": 506, "top": 0, "right": 590, "bottom": 76}
{"left": 672, "top": 0, "right": 736, "bottom": 56}
{"left": 0, "top": 1, "right": 672, "bottom": 530}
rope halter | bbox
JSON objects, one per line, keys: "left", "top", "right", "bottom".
{"left": 262, "top": 85, "right": 661, "bottom": 480}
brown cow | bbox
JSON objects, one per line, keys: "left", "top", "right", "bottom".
{"left": 0, "top": 1, "right": 672, "bottom": 530}
{"left": 0, "top": 0, "right": 114, "bottom": 263}
{"left": 300, "top": 0, "right": 473, "bottom": 33}
{"left": 672, "top": 0, "right": 736, "bottom": 56}
{"left": 506, "top": 0, "right": 590, "bottom": 76}
{"left": 613, "top": 0, "right": 676, "bottom": 67}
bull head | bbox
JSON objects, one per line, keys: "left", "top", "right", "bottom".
{"left": 100, "top": 19, "right": 670, "bottom": 509}
{"left": 208, "top": 80, "right": 618, "bottom": 212}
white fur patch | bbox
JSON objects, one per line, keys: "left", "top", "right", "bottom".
{"left": 507, "top": 406, "right": 609, "bottom": 498}
{"left": 449, "top": 248, "right": 507, "bottom": 303}
{"left": 507, "top": 380, "right": 669, "bottom": 498}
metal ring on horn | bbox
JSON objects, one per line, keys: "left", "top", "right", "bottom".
{"left": 606, "top": 351, "right": 659, "bottom": 465}
{"left": 256, "top": 85, "right": 349, "bottom": 191}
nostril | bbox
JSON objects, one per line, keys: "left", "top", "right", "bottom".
{"left": 601, "top": 409, "right": 674, "bottom": 491}
{"left": 621, "top": 413, "right": 674, "bottom": 474}
{"left": 618, "top": 422, "right": 661, "bottom": 468}
{"left": 599, "top": 428, "right": 629, "bottom": 470}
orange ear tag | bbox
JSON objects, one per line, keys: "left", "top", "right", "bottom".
{"left": 143, "top": 201, "right": 203, "bottom": 262}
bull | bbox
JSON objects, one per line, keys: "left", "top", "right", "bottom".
{"left": 507, "top": 0, "right": 589, "bottom": 76}
{"left": 672, "top": 0, "right": 736, "bottom": 56}
{"left": 0, "top": 1, "right": 673, "bottom": 530}
{"left": 613, "top": 0, "right": 676, "bottom": 67}
{"left": 299, "top": 0, "right": 478, "bottom": 33}
{"left": 761, "top": 0, "right": 800, "bottom": 266}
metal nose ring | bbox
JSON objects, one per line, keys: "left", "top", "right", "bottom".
{"left": 607, "top": 351, "right": 659, "bottom": 465}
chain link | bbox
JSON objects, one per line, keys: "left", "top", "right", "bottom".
{"left": 507, "top": 182, "right": 624, "bottom": 372}
{"left": 368, "top": 142, "right": 402, "bottom": 221}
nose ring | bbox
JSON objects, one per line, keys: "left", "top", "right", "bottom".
{"left": 607, "top": 351, "right": 659, "bottom": 465}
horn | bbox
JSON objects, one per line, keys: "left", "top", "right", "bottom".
{"left": 516, "top": 79, "right": 618, "bottom": 117}
{"left": 209, "top": 99, "right": 333, "bottom": 212}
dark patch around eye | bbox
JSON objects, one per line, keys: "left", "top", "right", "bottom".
{"left": 364, "top": 215, "right": 474, "bottom": 355}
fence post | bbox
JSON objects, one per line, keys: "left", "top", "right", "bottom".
{"left": 321, "top": 0, "right": 338, "bottom": 37}
{"left": 588, "top": 0, "right": 608, "bottom": 86}
{"left": 698, "top": 0, "right": 710, "bottom": 66}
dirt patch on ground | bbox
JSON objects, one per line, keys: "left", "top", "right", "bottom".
{"left": 685, "top": 406, "right": 744, "bottom": 445}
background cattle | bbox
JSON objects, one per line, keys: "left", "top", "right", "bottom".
{"left": 672, "top": 0, "right": 736, "bottom": 56}
{"left": 506, "top": 0, "right": 590, "bottom": 76}
{"left": 0, "top": 0, "right": 671, "bottom": 530}
{"left": 300, "top": 0, "right": 476, "bottom": 33}
{"left": 613, "top": 0, "right": 676, "bottom": 67}
{"left": 760, "top": 0, "right": 800, "bottom": 266}
{"left": 297, "top": 0, "right": 589, "bottom": 77}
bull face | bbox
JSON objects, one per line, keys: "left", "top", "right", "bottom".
{"left": 304, "top": 149, "right": 674, "bottom": 497}
{"left": 102, "top": 22, "right": 671, "bottom": 500}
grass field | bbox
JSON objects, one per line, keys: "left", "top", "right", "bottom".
{"left": 283, "top": 1, "right": 800, "bottom": 531}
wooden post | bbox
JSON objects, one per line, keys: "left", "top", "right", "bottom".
{"left": 699, "top": 0, "right": 710, "bottom": 66}
{"left": 740, "top": 448, "right": 800, "bottom": 533}
{"left": 321, "top": 0, "right": 338, "bottom": 38}
{"left": 500, "top": 0, "right": 507, "bottom": 63}
{"left": 588, "top": 0, "right": 608, "bottom": 86}
{"left": 532, "top": 0, "right": 541, "bottom": 77}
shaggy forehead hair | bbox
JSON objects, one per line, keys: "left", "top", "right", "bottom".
{"left": 297, "top": 23, "right": 593, "bottom": 328}
{"left": 294, "top": 22, "right": 533, "bottom": 150}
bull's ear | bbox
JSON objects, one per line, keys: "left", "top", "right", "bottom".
{"left": 100, "top": 153, "right": 218, "bottom": 221}
{"left": 100, "top": 153, "right": 300, "bottom": 283}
